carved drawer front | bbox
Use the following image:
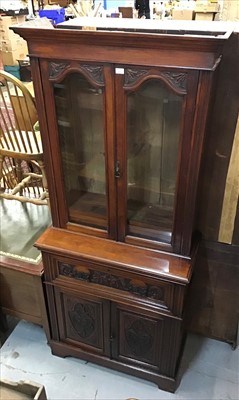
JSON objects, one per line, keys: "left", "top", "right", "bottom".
{"left": 54, "top": 258, "right": 175, "bottom": 313}
{"left": 111, "top": 302, "right": 182, "bottom": 376}
{"left": 54, "top": 287, "right": 110, "bottom": 356}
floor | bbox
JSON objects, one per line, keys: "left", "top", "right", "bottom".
{"left": 0, "top": 320, "right": 238, "bottom": 400}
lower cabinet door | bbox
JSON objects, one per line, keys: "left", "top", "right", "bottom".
{"left": 54, "top": 286, "right": 110, "bottom": 356}
{"left": 52, "top": 286, "right": 182, "bottom": 377}
{"left": 110, "top": 302, "right": 182, "bottom": 377}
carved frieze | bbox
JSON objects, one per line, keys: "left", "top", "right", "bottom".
{"left": 60, "top": 263, "right": 90, "bottom": 281}
{"left": 59, "top": 263, "right": 165, "bottom": 302}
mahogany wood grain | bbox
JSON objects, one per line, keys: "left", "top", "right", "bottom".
{"left": 12, "top": 22, "right": 233, "bottom": 392}
{"left": 30, "top": 58, "right": 60, "bottom": 224}
{"left": 11, "top": 26, "right": 225, "bottom": 71}
{"left": 36, "top": 227, "right": 192, "bottom": 284}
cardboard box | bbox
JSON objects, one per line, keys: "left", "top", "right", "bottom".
{"left": 0, "top": 15, "right": 25, "bottom": 27}
{"left": 0, "top": 45, "right": 28, "bottom": 66}
{"left": 0, "top": 38, "right": 26, "bottom": 52}
{"left": 195, "top": 12, "right": 215, "bottom": 20}
{"left": 48, "top": 0, "right": 68, "bottom": 6}
{"left": 0, "top": 27, "right": 20, "bottom": 41}
{"left": 195, "top": 2, "right": 220, "bottom": 12}
{"left": 118, "top": 7, "right": 134, "bottom": 18}
{"left": 0, "top": 380, "right": 47, "bottom": 400}
{"left": 172, "top": 9, "right": 194, "bottom": 20}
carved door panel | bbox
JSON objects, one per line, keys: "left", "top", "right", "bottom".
{"left": 54, "top": 287, "right": 111, "bottom": 356}
{"left": 110, "top": 302, "right": 178, "bottom": 374}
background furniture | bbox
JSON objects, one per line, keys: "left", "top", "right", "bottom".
{"left": 0, "top": 379, "right": 47, "bottom": 400}
{"left": 0, "top": 70, "right": 48, "bottom": 205}
{"left": 118, "top": 7, "right": 134, "bottom": 18}
{"left": 0, "top": 198, "right": 51, "bottom": 337}
{"left": 13, "top": 20, "right": 233, "bottom": 392}
{"left": 185, "top": 31, "right": 239, "bottom": 348}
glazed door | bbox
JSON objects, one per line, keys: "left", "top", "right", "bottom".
{"left": 41, "top": 60, "right": 199, "bottom": 253}
{"left": 40, "top": 61, "right": 116, "bottom": 239}
{"left": 115, "top": 67, "right": 199, "bottom": 253}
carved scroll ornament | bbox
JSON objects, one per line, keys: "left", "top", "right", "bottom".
{"left": 124, "top": 68, "right": 187, "bottom": 93}
{"left": 49, "top": 62, "right": 104, "bottom": 85}
{"left": 49, "top": 62, "right": 70, "bottom": 79}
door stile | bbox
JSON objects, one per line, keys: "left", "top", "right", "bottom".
{"left": 103, "top": 65, "right": 118, "bottom": 240}
{"left": 39, "top": 59, "right": 69, "bottom": 228}
{"left": 171, "top": 70, "right": 200, "bottom": 254}
{"left": 114, "top": 69, "right": 127, "bottom": 242}
{"left": 110, "top": 301, "right": 118, "bottom": 359}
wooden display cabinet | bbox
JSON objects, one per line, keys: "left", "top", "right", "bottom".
{"left": 13, "top": 19, "right": 233, "bottom": 392}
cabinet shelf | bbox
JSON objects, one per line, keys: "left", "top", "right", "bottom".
{"left": 68, "top": 191, "right": 107, "bottom": 229}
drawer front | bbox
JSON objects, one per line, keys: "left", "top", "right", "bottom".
{"left": 43, "top": 254, "right": 187, "bottom": 316}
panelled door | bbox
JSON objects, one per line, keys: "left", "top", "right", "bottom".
{"left": 54, "top": 286, "right": 111, "bottom": 357}
{"left": 53, "top": 285, "right": 182, "bottom": 377}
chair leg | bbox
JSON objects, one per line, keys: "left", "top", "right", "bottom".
{"left": 15, "top": 159, "right": 24, "bottom": 196}
{"left": 0, "top": 154, "right": 4, "bottom": 192}
{"left": 38, "top": 159, "right": 50, "bottom": 209}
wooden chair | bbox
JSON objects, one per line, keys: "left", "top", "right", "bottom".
{"left": 0, "top": 70, "right": 48, "bottom": 205}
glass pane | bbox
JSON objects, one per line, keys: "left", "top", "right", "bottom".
{"left": 127, "top": 79, "right": 183, "bottom": 243}
{"left": 54, "top": 72, "right": 107, "bottom": 229}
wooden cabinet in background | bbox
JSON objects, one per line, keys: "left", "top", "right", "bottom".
{"left": 13, "top": 19, "right": 233, "bottom": 392}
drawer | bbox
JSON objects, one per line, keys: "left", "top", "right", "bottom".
{"left": 43, "top": 254, "right": 187, "bottom": 316}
